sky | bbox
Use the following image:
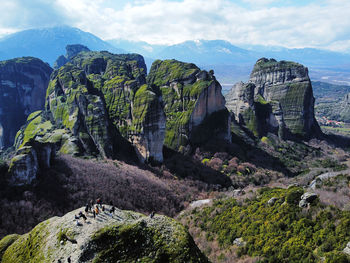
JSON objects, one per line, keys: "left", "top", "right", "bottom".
{"left": 0, "top": 0, "right": 350, "bottom": 52}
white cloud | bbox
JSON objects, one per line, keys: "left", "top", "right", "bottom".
{"left": 0, "top": 0, "right": 350, "bottom": 52}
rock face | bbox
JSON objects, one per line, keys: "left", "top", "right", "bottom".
{"left": 0, "top": 57, "right": 52, "bottom": 149}
{"left": 8, "top": 140, "right": 55, "bottom": 186}
{"left": 226, "top": 58, "right": 321, "bottom": 140}
{"left": 147, "top": 59, "right": 231, "bottom": 151}
{"left": 0, "top": 206, "right": 208, "bottom": 263}
{"left": 10, "top": 56, "right": 232, "bottom": 185}
{"left": 338, "top": 92, "right": 350, "bottom": 122}
{"left": 53, "top": 44, "right": 90, "bottom": 69}
{"left": 15, "top": 51, "right": 164, "bottom": 164}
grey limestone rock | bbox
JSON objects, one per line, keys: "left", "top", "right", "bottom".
{"left": 268, "top": 197, "right": 278, "bottom": 206}
{"left": 225, "top": 58, "right": 321, "bottom": 140}
{"left": 0, "top": 57, "right": 52, "bottom": 149}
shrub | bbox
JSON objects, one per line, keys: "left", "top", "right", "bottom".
{"left": 285, "top": 187, "right": 303, "bottom": 205}
{"left": 208, "top": 158, "right": 223, "bottom": 171}
{"left": 181, "top": 187, "right": 350, "bottom": 263}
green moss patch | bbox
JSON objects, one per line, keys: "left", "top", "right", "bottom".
{"left": 82, "top": 217, "right": 208, "bottom": 263}
{"left": 0, "top": 234, "right": 19, "bottom": 261}
{"left": 2, "top": 221, "right": 50, "bottom": 263}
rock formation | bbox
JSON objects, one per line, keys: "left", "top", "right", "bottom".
{"left": 0, "top": 57, "right": 52, "bottom": 149}
{"left": 9, "top": 55, "right": 232, "bottom": 185}
{"left": 337, "top": 92, "right": 350, "bottom": 122}
{"left": 0, "top": 206, "right": 209, "bottom": 263}
{"left": 226, "top": 58, "right": 321, "bottom": 140}
{"left": 14, "top": 50, "right": 164, "bottom": 167}
{"left": 53, "top": 44, "right": 90, "bottom": 69}
{"left": 147, "top": 59, "right": 231, "bottom": 151}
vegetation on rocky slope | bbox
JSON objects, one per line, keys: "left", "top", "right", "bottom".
{"left": 180, "top": 187, "right": 350, "bottom": 263}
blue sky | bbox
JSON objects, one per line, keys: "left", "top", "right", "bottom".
{"left": 0, "top": 0, "right": 349, "bottom": 52}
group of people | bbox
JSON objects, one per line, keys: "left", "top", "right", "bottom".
{"left": 74, "top": 198, "right": 117, "bottom": 225}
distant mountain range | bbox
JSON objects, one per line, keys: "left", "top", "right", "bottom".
{"left": 1, "top": 26, "right": 350, "bottom": 85}
{"left": 107, "top": 38, "right": 350, "bottom": 85}
{"left": 0, "top": 26, "right": 124, "bottom": 65}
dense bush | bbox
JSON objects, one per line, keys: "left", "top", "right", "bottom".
{"left": 183, "top": 187, "right": 350, "bottom": 263}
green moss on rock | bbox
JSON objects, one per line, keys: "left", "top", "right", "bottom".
{"left": 252, "top": 58, "right": 302, "bottom": 74}
{"left": 86, "top": 217, "right": 208, "bottom": 263}
{"left": 0, "top": 207, "right": 208, "bottom": 263}
{"left": 2, "top": 221, "right": 49, "bottom": 263}
{"left": 147, "top": 59, "right": 199, "bottom": 87}
{"left": 0, "top": 234, "right": 19, "bottom": 261}
{"left": 148, "top": 59, "right": 226, "bottom": 150}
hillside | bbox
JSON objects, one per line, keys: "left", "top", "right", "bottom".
{"left": 179, "top": 187, "right": 350, "bottom": 263}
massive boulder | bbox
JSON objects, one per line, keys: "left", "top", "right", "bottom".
{"left": 0, "top": 57, "right": 52, "bottom": 149}
{"left": 0, "top": 206, "right": 209, "bottom": 263}
{"left": 226, "top": 58, "right": 321, "bottom": 140}
{"left": 147, "top": 59, "right": 231, "bottom": 151}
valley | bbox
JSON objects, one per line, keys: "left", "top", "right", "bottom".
{"left": 0, "top": 29, "right": 350, "bottom": 262}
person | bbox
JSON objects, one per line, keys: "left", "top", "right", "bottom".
{"left": 149, "top": 211, "right": 155, "bottom": 218}
{"left": 67, "top": 256, "right": 71, "bottom": 263}
{"left": 97, "top": 198, "right": 102, "bottom": 207}
{"left": 93, "top": 210, "right": 96, "bottom": 219}
{"left": 85, "top": 204, "right": 89, "bottom": 213}
{"left": 109, "top": 206, "right": 115, "bottom": 217}
{"left": 79, "top": 211, "right": 87, "bottom": 222}
{"left": 102, "top": 205, "right": 105, "bottom": 212}
{"left": 109, "top": 206, "right": 115, "bottom": 214}
{"left": 95, "top": 205, "right": 99, "bottom": 215}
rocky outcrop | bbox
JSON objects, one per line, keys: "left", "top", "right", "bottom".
{"left": 147, "top": 59, "right": 230, "bottom": 151}
{"left": 53, "top": 44, "right": 90, "bottom": 69}
{"left": 299, "top": 192, "right": 318, "bottom": 208}
{"left": 0, "top": 57, "right": 52, "bottom": 149}
{"left": 0, "top": 206, "right": 208, "bottom": 263}
{"left": 8, "top": 139, "right": 55, "bottom": 186}
{"left": 15, "top": 51, "right": 164, "bottom": 164}
{"left": 344, "top": 242, "right": 350, "bottom": 255}
{"left": 226, "top": 58, "right": 321, "bottom": 140}
{"left": 337, "top": 92, "right": 350, "bottom": 122}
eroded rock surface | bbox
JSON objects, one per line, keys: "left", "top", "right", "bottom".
{"left": 147, "top": 59, "right": 230, "bottom": 151}
{"left": 0, "top": 57, "right": 52, "bottom": 149}
{"left": 16, "top": 50, "right": 164, "bottom": 163}
{"left": 225, "top": 58, "right": 321, "bottom": 140}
